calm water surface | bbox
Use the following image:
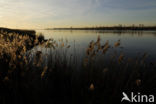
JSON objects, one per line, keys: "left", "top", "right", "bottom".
{"left": 36, "top": 30, "right": 156, "bottom": 61}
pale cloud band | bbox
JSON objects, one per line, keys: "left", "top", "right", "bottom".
{"left": 0, "top": 0, "right": 156, "bottom": 29}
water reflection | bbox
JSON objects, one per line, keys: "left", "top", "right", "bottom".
{"left": 36, "top": 30, "right": 156, "bottom": 61}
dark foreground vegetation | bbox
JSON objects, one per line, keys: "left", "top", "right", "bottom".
{"left": 0, "top": 27, "right": 36, "bottom": 36}
{"left": 0, "top": 28, "right": 156, "bottom": 104}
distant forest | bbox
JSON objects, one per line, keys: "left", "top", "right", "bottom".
{"left": 46, "top": 25, "right": 156, "bottom": 31}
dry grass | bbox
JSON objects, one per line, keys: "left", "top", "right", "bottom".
{"left": 0, "top": 31, "right": 156, "bottom": 104}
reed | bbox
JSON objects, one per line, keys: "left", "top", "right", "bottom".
{"left": 0, "top": 30, "right": 156, "bottom": 104}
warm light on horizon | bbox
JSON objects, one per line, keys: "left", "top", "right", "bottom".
{"left": 0, "top": 0, "right": 156, "bottom": 29}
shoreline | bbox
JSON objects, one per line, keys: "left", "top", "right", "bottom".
{"left": 46, "top": 26, "right": 156, "bottom": 31}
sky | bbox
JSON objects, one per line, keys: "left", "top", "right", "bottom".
{"left": 0, "top": 0, "right": 156, "bottom": 29}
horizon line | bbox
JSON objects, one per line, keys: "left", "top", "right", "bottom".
{"left": 1, "top": 24, "right": 156, "bottom": 30}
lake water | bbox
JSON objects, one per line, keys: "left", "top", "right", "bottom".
{"left": 36, "top": 30, "right": 156, "bottom": 62}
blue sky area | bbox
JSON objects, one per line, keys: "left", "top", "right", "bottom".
{"left": 0, "top": 0, "right": 156, "bottom": 29}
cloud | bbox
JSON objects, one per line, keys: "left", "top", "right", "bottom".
{"left": 0, "top": 0, "right": 156, "bottom": 28}
{"left": 101, "top": 0, "right": 156, "bottom": 10}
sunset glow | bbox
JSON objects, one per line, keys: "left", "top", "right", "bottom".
{"left": 0, "top": 0, "right": 156, "bottom": 29}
